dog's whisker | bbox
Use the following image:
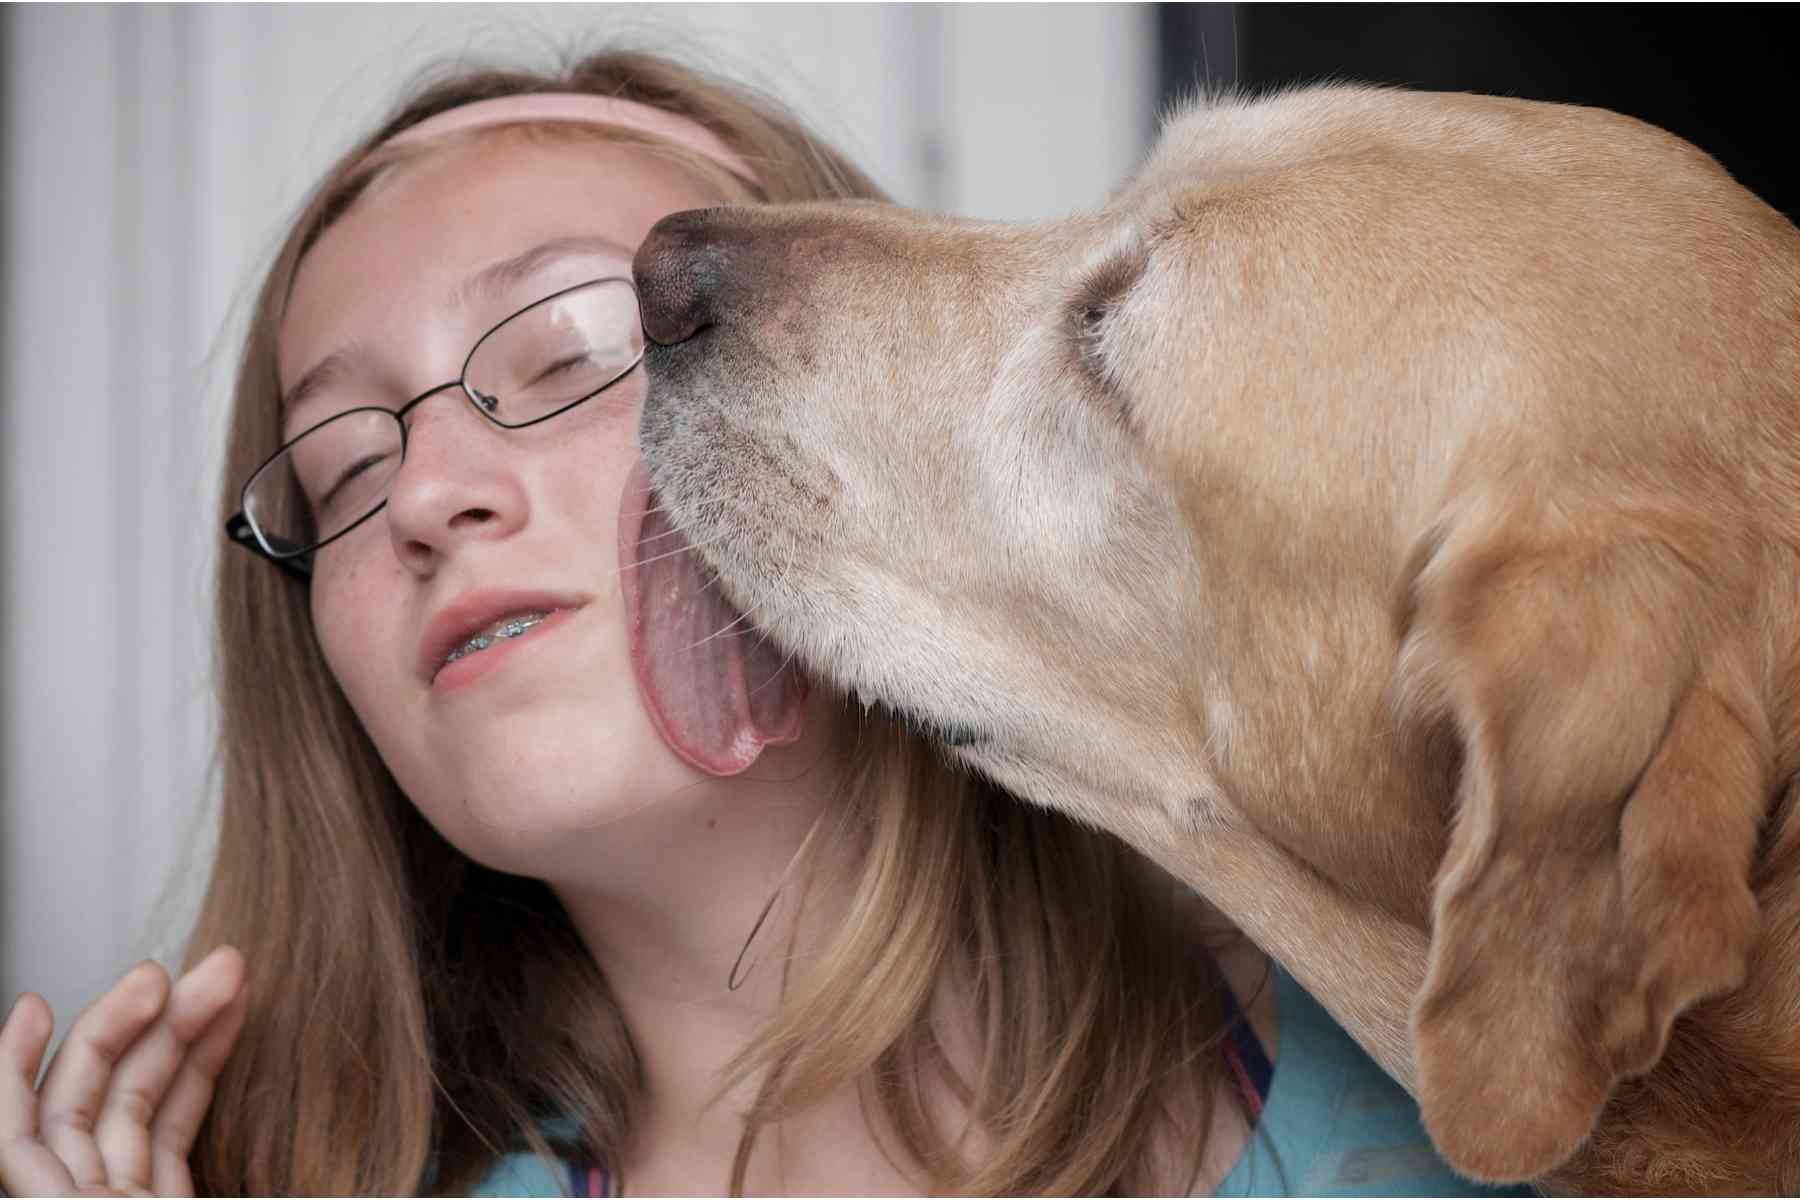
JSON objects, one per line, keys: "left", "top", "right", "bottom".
{"left": 683, "top": 597, "right": 765, "bottom": 652}
{"left": 634, "top": 523, "right": 691, "bottom": 546}
{"left": 747, "top": 645, "right": 802, "bottom": 700}
{"left": 737, "top": 559, "right": 804, "bottom": 688}
{"left": 614, "top": 528, "right": 732, "bottom": 576}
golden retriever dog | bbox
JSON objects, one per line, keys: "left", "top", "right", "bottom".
{"left": 629, "top": 85, "right": 1800, "bottom": 1191}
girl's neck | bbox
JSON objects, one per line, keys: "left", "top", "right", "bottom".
{"left": 548, "top": 724, "right": 892, "bottom": 1190}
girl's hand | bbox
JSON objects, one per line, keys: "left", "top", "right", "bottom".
{"left": 0, "top": 946, "right": 247, "bottom": 1197}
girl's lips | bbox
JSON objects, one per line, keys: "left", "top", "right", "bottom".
{"left": 418, "top": 587, "right": 590, "bottom": 682}
{"left": 430, "top": 606, "right": 580, "bottom": 693}
{"left": 444, "top": 610, "right": 552, "bottom": 667}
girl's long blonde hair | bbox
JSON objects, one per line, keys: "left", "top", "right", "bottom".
{"left": 192, "top": 47, "right": 1237, "bottom": 1196}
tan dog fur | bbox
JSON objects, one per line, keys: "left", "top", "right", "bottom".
{"left": 632, "top": 86, "right": 1800, "bottom": 1190}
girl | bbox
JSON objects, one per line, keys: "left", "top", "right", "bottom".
{"left": 0, "top": 49, "right": 1522, "bottom": 1197}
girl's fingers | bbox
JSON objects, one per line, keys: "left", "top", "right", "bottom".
{"left": 147, "top": 948, "right": 248, "bottom": 1196}
{"left": 91, "top": 948, "right": 235, "bottom": 1193}
{"left": 0, "top": 992, "right": 78, "bottom": 1195}
{"left": 36, "top": 961, "right": 170, "bottom": 1191}
{"left": 0, "top": 991, "right": 54, "bottom": 1139}
{"left": 0, "top": 950, "right": 246, "bottom": 1198}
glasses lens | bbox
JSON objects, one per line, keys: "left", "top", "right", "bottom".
{"left": 245, "top": 408, "right": 402, "bottom": 556}
{"left": 465, "top": 279, "right": 644, "bottom": 425}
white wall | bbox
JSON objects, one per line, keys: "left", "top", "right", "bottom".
{"left": 1, "top": 4, "right": 1156, "bottom": 1033}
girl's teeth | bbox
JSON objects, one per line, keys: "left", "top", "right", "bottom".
{"left": 445, "top": 611, "right": 550, "bottom": 666}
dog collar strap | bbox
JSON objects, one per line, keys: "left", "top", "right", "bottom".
{"left": 381, "top": 93, "right": 758, "bottom": 183}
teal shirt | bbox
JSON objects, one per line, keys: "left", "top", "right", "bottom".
{"left": 1216, "top": 966, "right": 1533, "bottom": 1196}
{"left": 472, "top": 966, "right": 1536, "bottom": 1197}
{"left": 470, "top": 1155, "right": 576, "bottom": 1198}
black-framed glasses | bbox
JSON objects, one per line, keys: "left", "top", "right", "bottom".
{"left": 225, "top": 277, "right": 644, "bottom": 582}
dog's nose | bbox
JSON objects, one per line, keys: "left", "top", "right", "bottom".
{"left": 634, "top": 210, "right": 739, "bottom": 346}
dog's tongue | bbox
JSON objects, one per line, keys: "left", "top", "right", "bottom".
{"left": 620, "top": 471, "right": 806, "bottom": 776}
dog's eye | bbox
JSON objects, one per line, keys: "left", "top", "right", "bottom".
{"left": 1069, "top": 254, "right": 1141, "bottom": 349}
{"left": 1075, "top": 301, "right": 1111, "bottom": 354}
{"left": 1069, "top": 313, "right": 1126, "bottom": 416}
{"left": 1067, "top": 246, "right": 1146, "bottom": 416}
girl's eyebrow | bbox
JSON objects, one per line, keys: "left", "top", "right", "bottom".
{"left": 281, "top": 346, "right": 359, "bottom": 417}
{"left": 282, "top": 235, "right": 633, "bottom": 415}
{"left": 454, "top": 235, "right": 634, "bottom": 308}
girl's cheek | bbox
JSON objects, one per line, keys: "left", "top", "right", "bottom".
{"left": 310, "top": 590, "right": 356, "bottom": 694}
{"left": 309, "top": 543, "right": 389, "bottom": 692}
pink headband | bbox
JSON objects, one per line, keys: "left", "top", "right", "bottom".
{"left": 382, "top": 92, "right": 758, "bottom": 183}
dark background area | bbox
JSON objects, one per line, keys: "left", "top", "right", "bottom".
{"left": 1158, "top": 4, "right": 1796, "bottom": 225}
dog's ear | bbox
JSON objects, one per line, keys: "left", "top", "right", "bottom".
{"left": 1392, "top": 484, "right": 1767, "bottom": 1181}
